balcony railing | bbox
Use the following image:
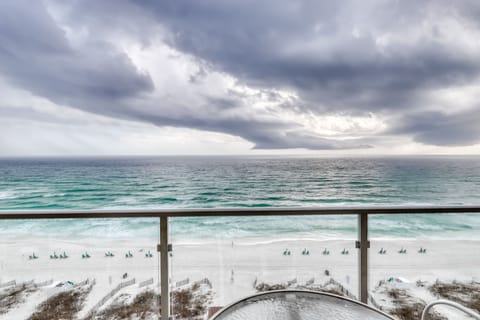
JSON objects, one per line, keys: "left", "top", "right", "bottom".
{"left": 1, "top": 205, "right": 480, "bottom": 320}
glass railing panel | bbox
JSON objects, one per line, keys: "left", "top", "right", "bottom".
{"left": 169, "top": 214, "right": 359, "bottom": 319}
{"left": 368, "top": 213, "right": 480, "bottom": 319}
{"left": 0, "top": 218, "right": 160, "bottom": 319}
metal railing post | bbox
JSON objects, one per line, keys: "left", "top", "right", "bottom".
{"left": 160, "top": 216, "right": 170, "bottom": 320}
{"left": 358, "top": 212, "right": 368, "bottom": 303}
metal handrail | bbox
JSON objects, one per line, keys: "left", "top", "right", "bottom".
{"left": 1, "top": 206, "right": 479, "bottom": 320}
{"left": 421, "top": 300, "right": 480, "bottom": 320}
{"left": 0, "top": 205, "right": 480, "bottom": 219}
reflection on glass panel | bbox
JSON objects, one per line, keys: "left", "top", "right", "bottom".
{"left": 0, "top": 218, "right": 160, "bottom": 319}
{"left": 169, "top": 215, "right": 358, "bottom": 319}
{"left": 368, "top": 213, "right": 480, "bottom": 319}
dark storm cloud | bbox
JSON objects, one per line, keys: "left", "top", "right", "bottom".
{"left": 395, "top": 110, "right": 480, "bottom": 146}
{"left": 252, "top": 132, "right": 372, "bottom": 150}
{"left": 64, "top": 0, "right": 480, "bottom": 147}
{"left": 132, "top": 0, "right": 480, "bottom": 146}
{"left": 135, "top": 0, "right": 480, "bottom": 113}
{"left": 0, "top": 0, "right": 371, "bottom": 150}
{"left": 2, "top": 0, "right": 480, "bottom": 149}
{"left": 0, "top": 1, "right": 154, "bottom": 108}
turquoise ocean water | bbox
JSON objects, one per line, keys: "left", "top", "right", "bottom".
{"left": 1, "top": 156, "right": 480, "bottom": 241}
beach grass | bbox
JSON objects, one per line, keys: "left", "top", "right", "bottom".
{"left": 92, "top": 290, "right": 157, "bottom": 320}
{"left": 0, "top": 284, "right": 37, "bottom": 315}
{"left": 28, "top": 284, "right": 92, "bottom": 320}
{"left": 429, "top": 280, "right": 480, "bottom": 313}
{"left": 92, "top": 283, "right": 212, "bottom": 320}
{"left": 384, "top": 288, "right": 447, "bottom": 320}
{"left": 172, "top": 283, "right": 212, "bottom": 319}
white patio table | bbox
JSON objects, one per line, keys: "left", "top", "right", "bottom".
{"left": 211, "top": 290, "right": 394, "bottom": 320}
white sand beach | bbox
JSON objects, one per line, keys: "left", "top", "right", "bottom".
{"left": 1, "top": 236, "right": 479, "bottom": 319}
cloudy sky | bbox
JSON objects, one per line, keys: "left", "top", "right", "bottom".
{"left": 1, "top": 0, "right": 480, "bottom": 156}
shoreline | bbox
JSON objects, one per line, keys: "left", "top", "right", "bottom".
{"left": 3, "top": 229, "right": 480, "bottom": 244}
